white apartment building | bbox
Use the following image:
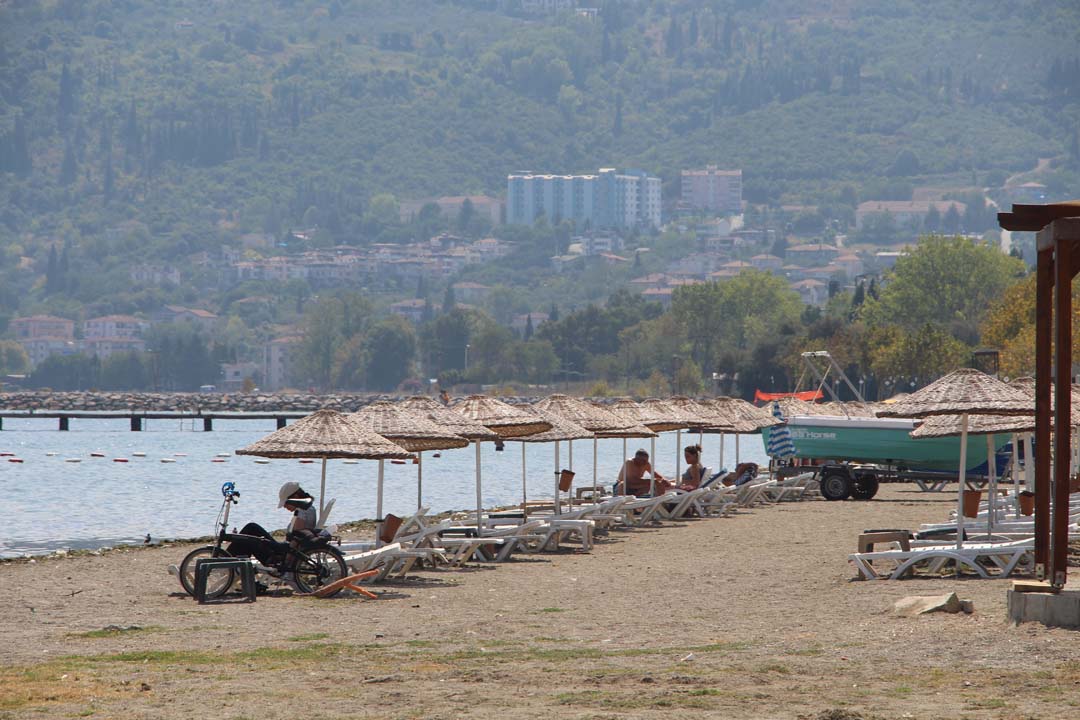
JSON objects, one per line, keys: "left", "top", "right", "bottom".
{"left": 506, "top": 168, "right": 661, "bottom": 229}
{"left": 681, "top": 166, "right": 742, "bottom": 214}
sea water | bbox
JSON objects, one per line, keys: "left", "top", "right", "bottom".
{"left": 0, "top": 417, "right": 768, "bottom": 558}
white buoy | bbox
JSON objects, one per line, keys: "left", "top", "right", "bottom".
{"left": 65, "top": 458, "right": 82, "bottom": 463}
{"left": 46, "top": 452, "right": 58, "bottom": 457}
{"left": 174, "top": 453, "right": 187, "bottom": 457}
{"left": 132, "top": 452, "right": 146, "bottom": 458}
{"left": 161, "top": 458, "right": 176, "bottom": 463}
{"left": 254, "top": 459, "right": 270, "bottom": 465}
{"left": 215, "top": 452, "right": 230, "bottom": 458}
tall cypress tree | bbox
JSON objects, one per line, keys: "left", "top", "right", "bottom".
{"left": 58, "top": 61, "right": 75, "bottom": 132}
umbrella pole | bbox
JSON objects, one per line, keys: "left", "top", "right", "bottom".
{"left": 956, "top": 414, "right": 968, "bottom": 551}
{"left": 986, "top": 434, "right": 996, "bottom": 540}
{"left": 555, "top": 441, "right": 561, "bottom": 514}
{"left": 521, "top": 442, "right": 528, "bottom": 519}
{"left": 676, "top": 429, "right": 682, "bottom": 484}
{"left": 416, "top": 451, "right": 423, "bottom": 511}
{"left": 319, "top": 457, "right": 327, "bottom": 518}
{"left": 1011, "top": 433, "right": 1021, "bottom": 517}
{"left": 1024, "top": 433, "right": 1035, "bottom": 492}
{"left": 735, "top": 434, "right": 741, "bottom": 464}
{"left": 376, "top": 459, "right": 385, "bottom": 548}
{"left": 650, "top": 435, "right": 656, "bottom": 497}
{"left": 719, "top": 432, "right": 725, "bottom": 471}
{"left": 568, "top": 439, "right": 573, "bottom": 472}
{"left": 475, "top": 441, "right": 483, "bottom": 535}
{"left": 592, "top": 437, "right": 598, "bottom": 496}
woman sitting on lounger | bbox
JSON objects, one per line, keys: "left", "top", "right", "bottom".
{"left": 616, "top": 449, "right": 672, "bottom": 496}
{"left": 678, "top": 444, "right": 708, "bottom": 491}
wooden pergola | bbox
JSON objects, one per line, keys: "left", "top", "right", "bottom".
{"left": 999, "top": 201, "right": 1080, "bottom": 588}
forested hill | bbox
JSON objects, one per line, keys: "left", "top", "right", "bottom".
{"left": 1, "top": 0, "right": 1078, "bottom": 305}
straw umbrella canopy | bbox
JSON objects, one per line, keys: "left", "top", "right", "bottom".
{"left": 533, "top": 394, "right": 637, "bottom": 495}
{"left": 235, "top": 409, "right": 413, "bottom": 519}
{"left": 450, "top": 395, "right": 552, "bottom": 437}
{"left": 449, "top": 395, "right": 553, "bottom": 532}
{"left": 704, "top": 396, "right": 774, "bottom": 470}
{"left": 665, "top": 396, "right": 735, "bottom": 479}
{"left": 349, "top": 401, "right": 469, "bottom": 543}
{"left": 875, "top": 369, "right": 1034, "bottom": 419}
{"left": 351, "top": 401, "right": 470, "bottom": 452}
{"left": 397, "top": 396, "right": 502, "bottom": 511}
{"left": 607, "top": 397, "right": 687, "bottom": 433}
{"left": 397, "top": 396, "right": 501, "bottom": 442}
{"left": 876, "top": 368, "right": 1034, "bottom": 550}
{"left": 511, "top": 407, "right": 593, "bottom": 516}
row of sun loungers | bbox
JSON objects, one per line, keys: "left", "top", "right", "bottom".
{"left": 323, "top": 473, "right": 819, "bottom": 586}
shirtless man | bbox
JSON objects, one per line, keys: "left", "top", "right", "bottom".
{"left": 616, "top": 449, "right": 672, "bottom": 496}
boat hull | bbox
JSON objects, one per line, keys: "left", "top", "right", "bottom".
{"left": 762, "top": 415, "right": 1009, "bottom": 472}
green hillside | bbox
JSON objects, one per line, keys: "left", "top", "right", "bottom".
{"left": 0, "top": 0, "right": 1078, "bottom": 391}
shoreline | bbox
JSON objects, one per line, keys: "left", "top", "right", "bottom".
{"left": 2, "top": 485, "right": 1077, "bottom": 719}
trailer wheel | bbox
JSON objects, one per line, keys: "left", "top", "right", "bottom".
{"left": 820, "top": 471, "right": 852, "bottom": 501}
{"left": 851, "top": 474, "right": 880, "bottom": 500}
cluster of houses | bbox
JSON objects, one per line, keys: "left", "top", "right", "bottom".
{"left": 9, "top": 306, "right": 217, "bottom": 368}
{"left": 628, "top": 240, "right": 869, "bottom": 307}
{"left": 228, "top": 234, "right": 512, "bottom": 289}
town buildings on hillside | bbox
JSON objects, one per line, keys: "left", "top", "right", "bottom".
{"left": 506, "top": 168, "right": 662, "bottom": 229}
{"left": 855, "top": 200, "right": 967, "bottom": 229}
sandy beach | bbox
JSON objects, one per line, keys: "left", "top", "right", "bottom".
{"left": 2, "top": 485, "right": 1078, "bottom": 719}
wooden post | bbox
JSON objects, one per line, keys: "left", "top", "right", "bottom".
{"left": 276, "top": 417, "right": 287, "bottom": 429}
{"left": 1052, "top": 228, "right": 1073, "bottom": 588}
{"left": 130, "top": 416, "right": 142, "bottom": 432}
{"left": 1034, "top": 241, "right": 1053, "bottom": 578}
{"left": 203, "top": 417, "right": 213, "bottom": 432}
{"left": 59, "top": 416, "right": 69, "bottom": 431}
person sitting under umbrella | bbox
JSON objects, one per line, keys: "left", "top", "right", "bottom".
{"left": 616, "top": 449, "right": 671, "bottom": 496}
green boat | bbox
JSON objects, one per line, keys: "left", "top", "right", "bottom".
{"left": 761, "top": 415, "right": 1009, "bottom": 472}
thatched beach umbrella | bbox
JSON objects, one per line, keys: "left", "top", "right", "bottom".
{"left": 608, "top": 398, "right": 690, "bottom": 495}
{"left": 351, "top": 401, "right": 470, "bottom": 542}
{"left": 533, "top": 394, "right": 636, "bottom": 497}
{"left": 450, "top": 395, "right": 553, "bottom": 532}
{"left": 398, "top": 396, "right": 500, "bottom": 510}
{"left": 878, "top": 368, "right": 1034, "bottom": 549}
{"left": 706, "top": 396, "right": 777, "bottom": 469}
{"left": 666, "top": 396, "right": 734, "bottom": 480}
{"left": 511, "top": 408, "right": 593, "bottom": 515}
{"left": 912, "top": 413, "right": 1035, "bottom": 539}
{"left": 235, "top": 409, "right": 413, "bottom": 520}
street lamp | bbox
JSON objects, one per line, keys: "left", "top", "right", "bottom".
{"left": 464, "top": 344, "right": 470, "bottom": 372}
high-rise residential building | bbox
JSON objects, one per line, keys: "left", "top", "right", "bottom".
{"left": 506, "top": 168, "right": 661, "bottom": 230}
{"left": 681, "top": 166, "right": 743, "bottom": 214}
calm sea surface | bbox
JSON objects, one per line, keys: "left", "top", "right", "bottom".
{"left": 0, "top": 417, "right": 768, "bottom": 558}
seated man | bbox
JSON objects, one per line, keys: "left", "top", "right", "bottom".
{"left": 616, "top": 448, "right": 672, "bottom": 496}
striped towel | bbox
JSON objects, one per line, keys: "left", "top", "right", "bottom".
{"left": 766, "top": 402, "right": 796, "bottom": 459}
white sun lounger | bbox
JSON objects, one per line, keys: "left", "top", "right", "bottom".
{"left": 849, "top": 538, "right": 1034, "bottom": 580}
